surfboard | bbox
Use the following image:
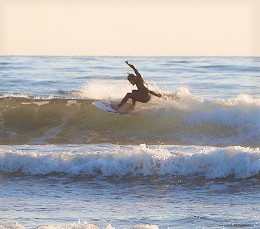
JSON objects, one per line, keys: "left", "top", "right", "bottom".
{"left": 92, "top": 101, "right": 133, "bottom": 114}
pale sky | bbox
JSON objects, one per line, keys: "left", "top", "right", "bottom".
{"left": 0, "top": 0, "right": 259, "bottom": 56}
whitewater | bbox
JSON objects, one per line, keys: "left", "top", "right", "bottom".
{"left": 0, "top": 56, "right": 259, "bottom": 228}
{"left": 0, "top": 144, "right": 259, "bottom": 179}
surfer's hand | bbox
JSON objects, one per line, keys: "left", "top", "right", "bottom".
{"left": 157, "top": 93, "right": 162, "bottom": 98}
{"left": 125, "top": 61, "right": 129, "bottom": 65}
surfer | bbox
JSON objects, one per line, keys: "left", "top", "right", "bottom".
{"left": 118, "top": 61, "right": 162, "bottom": 107}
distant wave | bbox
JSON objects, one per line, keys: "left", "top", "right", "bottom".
{"left": 0, "top": 144, "right": 259, "bottom": 179}
{"left": 0, "top": 87, "right": 259, "bottom": 146}
{"left": 0, "top": 221, "right": 158, "bottom": 229}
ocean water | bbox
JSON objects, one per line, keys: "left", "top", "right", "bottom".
{"left": 0, "top": 56, "right": 259, "bottom": 228}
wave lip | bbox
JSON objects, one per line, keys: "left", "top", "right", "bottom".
{"left": 0, "top": 144, "right": 259, "bottom": 179}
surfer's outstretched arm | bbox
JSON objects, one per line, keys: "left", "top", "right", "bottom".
{"left": 149, "top": 90, "right": 162, "bottom": 98}
{"left": 125, "top": 61, "right": 141, "bottom": 78}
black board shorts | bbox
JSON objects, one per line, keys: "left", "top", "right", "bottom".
{"left": 132, "top": 90, "right": 151, "bottom": 103}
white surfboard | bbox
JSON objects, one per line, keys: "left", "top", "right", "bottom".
{"left": 92, "top": 101, "right": 133, "bottom": 114}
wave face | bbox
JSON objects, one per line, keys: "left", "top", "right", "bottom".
{"left": 0, "top": 144, "right": 259, "bottom": 179}
{"left": 0, "top": 88, "right": 259, "bottom": 147}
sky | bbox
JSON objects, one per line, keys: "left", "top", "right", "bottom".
{"left": 0, "top": 0, "right": 259, "bottom": 56}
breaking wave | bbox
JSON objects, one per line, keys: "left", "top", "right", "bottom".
{"left": 0, "top": 87, "right": 259, "bottom": 146}
{"left": 0, "top": 144, "right": 259, "bottom": 179}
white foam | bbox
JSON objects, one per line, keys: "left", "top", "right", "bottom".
{"left": 0, "top": 222, "right": 25, "bottom": 229}
{"left": 0, "top": 144, "right": 259, "bottom": 179}
{"left": 36, "top": 221, "right": 100, "bottom": 229}
{"left": 138, "top": 89, "right": 260, "bottom": 146}
{"left": 0, "top": 93, "right": 29, "bottom": 99}
{"left": 0, "top": 94, "right": 55, "bottom": 100}
{"left": 66, "top": 100, "right": 81, "bottom": 107}
{"left": 0, "top": 221, "right": 158, "bottom": 229}
{"left": 21, "top": 101, "right": 50, "bottom": 106}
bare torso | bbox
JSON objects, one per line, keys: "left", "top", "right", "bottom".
{"left": 135, "top": 78, "right": 149, "bottom": 94}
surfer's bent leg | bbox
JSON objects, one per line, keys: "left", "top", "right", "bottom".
{"left": 118, "top": 90, "right": 150, "bottom": 107}
{"left": 118, "top": 93, "right": 132, "bottom": 107}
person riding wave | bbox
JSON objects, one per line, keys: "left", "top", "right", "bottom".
{"left": 118, "top": 61, "right": 162, "bottom": 107}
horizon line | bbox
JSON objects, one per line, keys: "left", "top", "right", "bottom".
{"left": 1, "top": 55, "right": 259, "bottom": 58}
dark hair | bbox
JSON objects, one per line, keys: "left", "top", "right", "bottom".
{"left": 127, "top": 74, "right": 135, "bottom": 83}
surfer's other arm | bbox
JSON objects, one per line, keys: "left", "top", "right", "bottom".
{"left": 149, "top": 90, "right": 162, "bottom": 98}
{"left": 125, "top": 61, "right": 141, "bottom": 78}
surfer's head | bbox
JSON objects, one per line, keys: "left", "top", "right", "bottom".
{"left": 127, "top": 74, "right": 136, "bottom": 85}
